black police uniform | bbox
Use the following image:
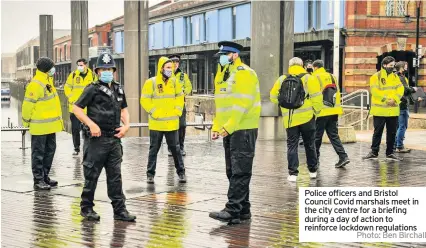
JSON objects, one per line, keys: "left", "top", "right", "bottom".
{"left": 75, "top": 80, "right": 131, "bottom": 218}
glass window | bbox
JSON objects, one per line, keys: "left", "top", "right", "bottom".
{"left": 386, "top": 0, "right": 405, "bottom": 16}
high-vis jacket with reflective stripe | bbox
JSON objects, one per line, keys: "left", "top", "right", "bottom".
{"left": 370, "top": 69, "right": 404, "bottom": 117}
{"left": 212, "top": 57, "right": 261, "bottom": 134}
{"left": 140, "top": 57, "right": 184, "bottom": 131}
{"left": 175, "top": 70, "right": 192, "bottom": 96}
{"left": 22, "top": 70, "right": 64, "bottom": 135}
{"left": 64, "top": 68, "right": 97, "bottom": 113}
{"left": 313, "top": 67, "right": 343, "bottom": 117}
{"left": 270, "top": 65, "right": 323, "bottom": 128}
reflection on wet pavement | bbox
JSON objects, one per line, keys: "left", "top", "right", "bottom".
{"left": 2, "top": 100, "right": 426, "bottom": 247}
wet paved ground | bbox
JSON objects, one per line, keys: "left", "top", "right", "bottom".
{"left": 2, "top": 100, "right": 426, "bottom": 248}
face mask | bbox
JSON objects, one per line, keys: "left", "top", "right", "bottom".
{"left": 219, "top": 54, "right": 232, "bottom": 66}
{"left": 384, "top": 67, "right": 394, "bottom": 75}
{"left": 162, "top": 69, "right": 173, "bottom": 78}
{"left": 47, "top": 67, "right": 55, "bottom": 76}
{"left": 99, "top": 71, "right": 113, "bottom": 83}
{"left": 77, "top": 66, "right": 85, "bottom": 73}
{"left": 307, "top": 68, "right": 313, "bottom": 73}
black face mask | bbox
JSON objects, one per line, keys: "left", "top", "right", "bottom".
{"left": 307, "top": 68, "right": 313, "bottom": 73}
{"left": 384, "top": 67, "right": 394, "bottom": 75}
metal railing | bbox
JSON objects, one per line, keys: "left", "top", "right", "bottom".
{"left": 340, "top": 89, "right": 370, "bottom": 130}
{"left": 1, "top": 121, "right": 213, "bottom": 149}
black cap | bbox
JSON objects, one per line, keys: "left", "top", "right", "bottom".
{"left": 169, "top": 54, "right": 181, "bottom": 61}
{"left": 217, "top": 41, "right": 244, "bottom": 54}
{"left": 36, "top": 57, "right": 55, "bottom": 73}
{"left": 95, "top": 53, "right": 116, "bottom": 73}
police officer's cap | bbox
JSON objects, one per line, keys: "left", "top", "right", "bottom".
{"left": 169, "top": 54, "right": 181, "bottom": 62}
{"left": 217, "top": 41, "right": 244, "bottom": 54}
{"left": 95, "top": 53, "right": 116, "bottom": 73}
{"left": 36, "top": 57, "right": 55, "bottom": 73}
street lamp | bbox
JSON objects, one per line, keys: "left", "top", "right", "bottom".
{"left": 414, "top": 0, "right": 422, "bottom": 112}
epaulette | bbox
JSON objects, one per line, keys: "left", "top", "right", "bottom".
{"left": 237, "top": 66, "right": 245, "bottom": 71}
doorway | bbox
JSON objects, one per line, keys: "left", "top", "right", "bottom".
{"left": 377, "top": 50, "right": 416, "bottom": 86}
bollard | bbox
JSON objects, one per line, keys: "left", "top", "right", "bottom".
{"left": 19, "top": 130, "right": 28, "bottom": 150}
{"left": 8, "top": 118, "right": 10, "bottom": 127}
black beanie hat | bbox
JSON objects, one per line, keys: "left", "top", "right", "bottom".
{"left": 36, "top": 57, "right": 55, "bottom": 73}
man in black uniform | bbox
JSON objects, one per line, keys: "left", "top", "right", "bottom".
{"left": 73, "top": 53, "right": 136, "bottom": 222}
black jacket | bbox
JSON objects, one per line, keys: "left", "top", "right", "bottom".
{"left": 396, "top": 72, "right": 416, "bottom": 110}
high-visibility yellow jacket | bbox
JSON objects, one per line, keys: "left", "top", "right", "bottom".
{"left": 212, "top": 57, "right": 261, "bottom": 134}
{"left": 22, "top": 70, "right": 64, "bottom": 135}
{"left": 140, "top": 57, "right": 185, "bottom": 131}
{"left": 312, "top": 67, "right": 343, "bottom": 117}
{"left": 64, "top": 68, "right": 97, "bottom": 113}
{"left": 270, "top": 65, "right": 323, "bottom": 128}
{"left": 370, "top": 69, "right": 404, "bottom": 117}
{"left": 175, "top": 70, "right": 192, "bottom": 96}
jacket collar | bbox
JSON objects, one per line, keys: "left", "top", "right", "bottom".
{"left": 313, "top": 67, "right": 326, "bottom": 75}
{"left": 288, "top": 65, "right": 307, "bottom": 75}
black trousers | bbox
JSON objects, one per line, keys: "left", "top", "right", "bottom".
{"left": 70, "top": 113, "right": 81, "bottom": 152}
{"left": 286, "top": 117, "right": 318, "bottom": 176}
{"left": 31, "top": 133, "right": 56, "bottom": 183}
{"left": 371, "top": 116, "right": 398, "bottom": 156}
{"left": 315, "top": 115, "right": 348, "bottom": 160}
{"left": 80, "top": 136, "right": 126, "bottom": 213}
{"left": 147, "top": 130, "right": 185, "bottom": 177}
{"left": 223, "top": 129, "right": 258, "bottom": 217}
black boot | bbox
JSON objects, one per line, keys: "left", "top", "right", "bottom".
{"left": 45, "top": 177, "right": 58, "bottom": 187}
{"left": 178, "top": 173, "right": 187, "bottom": 183}
{"left": 34, "top": 181, "right": 51, "bottom": 190}
{"left": 335, "top": 157, "right": 350, "bottom": 168}
{"left": 240, "top": 212, "right": 252, "bottom": 220}
{"left": 81, "top": 208, "right": 100, "bottom": 221}
{"left": 147, "top": 176, "right": 154, "bottom": 184}
{"left": 114, "top": 210, "right": 136, "bottom": 222}
{"left": 209, "top": 210, "right": 241, "bottom": 224}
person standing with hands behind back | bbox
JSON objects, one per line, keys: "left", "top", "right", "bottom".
{"left": 73, "top": 53, "right": 136, "bottom": 222}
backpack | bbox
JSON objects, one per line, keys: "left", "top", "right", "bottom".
{"left": 278, "top": 73, "right": 307, "bottom": 109}
{"left": 318, "top": 74, "right": 338, "bottom": 107}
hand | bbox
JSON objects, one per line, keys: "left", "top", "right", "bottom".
{"left": 114, "top": 125, "right": 129, "bottom": 138}
{"left": 212, "top": 131, "right": 220, "bottom": 140}
{"left": 418, "top": 97, "right": 423, "bottom": 102}
{"left": 413, "top": 87, "right": 418, "bottom": 91}
{"left": 175, "top": 109, "right": 182, "bottom": 117}
{"left": 220, "top": 129, "right": 229, "bottom": 137}
{"left": 89, "top": 123, "right": 101, "bottom": 137}
{"left": 386, "top": 98, "right": 396, "bottom": 107}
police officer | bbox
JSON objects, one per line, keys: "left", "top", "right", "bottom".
{"left": 22, "top": 57, "right": 63, "bottom": 190}
{"left": 140, "top": 57, "right": 186, "bottom": 184}
{"left": 363, "top": 56, "right": 404, "bottom": 161}
{"left": 312, "top": 60, "right": 350, "bottom": 168}
{"left": 73, "top": 53, "right": 136, "bottom": 222}
{"left": 270, "top": 57, "right": 323, "bottom": 182}
{"left": 167, "top": 54, "right": 192, "bottom": 156}
{"left": 64, "top": 58, "right": 97, "bottom": 156}
{"left": 208, "top": 41, "right": 261, "bottom": 224}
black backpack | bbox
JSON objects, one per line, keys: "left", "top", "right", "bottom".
{"left": 278, "top": 73, "right": 307, "bottom": 109}
{"left": 317, "top": 74, "right": 338, "bottom": 107}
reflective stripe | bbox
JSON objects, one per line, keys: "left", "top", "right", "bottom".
{"left": 24, "top": 97, "right": 37, "bottom": 103}
{"left": 371, "top": 85, "right": 401, "bottom": 90}
{"left": 216, "top": 106, "right": 233, "bottom": 113}
{"left": 310, "top": 92, "right": 322, "bottom": 98}
{"left": 176, "top": 106, "right": 183, "bottom": 111}
{"left": 233, "top": 93, "right": 255, "bottom": 100}
{"left": 316, "top": 75, "right": 324, "bottom": 89}
{"left": 253, "top": 101, "right": 261, "bottom": 108}
{"left": 233, "top": 105, "right": 248, "bottom": 113}
{"left": 72, "top": 85, "right": 87, "bottom": 89}
{"left": 217, "top": 101, "right": 261, "bottom": 113}
{"left": 150, "top": 116, "right": 179, "bottom": 121}
{"left": 282, "top": 107, "right": 312, "bottom": 117}
{"left": 141, "top": 94, "right": 153, "bottom": 98}
{"left": 149, "top": 108, "right": 156, "bottom": 114}
{"left": 32, "top": 80, "right": 46, "bottom": 90}
{"left": 175, "top": 92, "right": 184, "bottom": 97}
{"left": 152, "top": 94, "right": 175, "bottom": 99}
{"left": 39, "top": 93, "right": 57, "bottom": 101}
{"left": 30, "top": 116, "right": 61, "bottom": 123}
{"left": 215, "top": 93, "right": 232, "bottom": 98}
{"left": 372, "top": 104, "right": 398, "bottom": 108}
{"left": 22, "top": 118, "right": 30, "bottom": 123}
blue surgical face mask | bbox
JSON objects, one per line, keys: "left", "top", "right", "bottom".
{"left": 219, "top": 54, "right": 231, "bottom": 66}
{"left": 162, "top": 69, "right": 173, "bottom": 78}
{"left": 100, "top": 71, "right": 113, "bottom": 83}
{"left": 77, "top": 66, "right": 84, "bottom": 73}
{"left": 47, "top": 67, "right": 55, "bottom": 76}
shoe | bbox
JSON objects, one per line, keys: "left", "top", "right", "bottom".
{"left": 209, "top": 210, "right": 241, "bottom": 224}
{"left": 168, "top": 150, "right": 172, "bottom": 156}
{"left": 335, "top": 157, "right": 350, "bottom": 168}
{"left": 80, "top": 209, "right": 100, "bottom": 221}
{"left": 45, "top": 178, "right": 58, "bottom": 187}
{"left": 299, "top": 141, "right": 304, "bottom": 146}
{"left": 181, "top": 149, "right": 186, "bottom": 156}
{"left": 309, "top": 172, "right": 317, "bottom": 179}
{"left": 287, "top": 175, "right": 297, "bottom": 182}
{"left": 386, "top": 153, "right": 403, "bottom": 161}
{"left": 72, "top": 150, "right": 79, "bottom": 156}
{"left": 362, "top": 151, "right": 378, "bottom": 160}
{"left": 396, "top": 148, "right": 411, "bottom": 153}
{"left": 114, "top": 210, "right": 136, "bottom": 222}
{"left": 33, "top": 181, "right": 51, "bottom": 190}
{"left": 178, "top": 173, "right": 187, "bottom": 183}
{"left": 147, "top": 176, "right": 154, "bottom": 184}
{"left": 240, "top": 212, "right": 252, "bottom": 220}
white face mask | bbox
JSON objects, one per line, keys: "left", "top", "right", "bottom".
{"left": 77, "top": 66, "right": 84, "bottom": 73}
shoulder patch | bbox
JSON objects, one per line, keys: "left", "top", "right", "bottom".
{"left": 237, "top": 66, "right": 245, "bottom": 71}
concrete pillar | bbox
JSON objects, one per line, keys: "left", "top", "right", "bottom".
{"left": 39, "top": 15, "right": 53, "bottom": 59}
{"left": 124, "top": 0, "right": 149, "bottom": 137}
{"left": 71, "top": 1, "right": 88, "bottom": 71}
{"left": 282, "top": 1, "right": 295, "bottom": 74}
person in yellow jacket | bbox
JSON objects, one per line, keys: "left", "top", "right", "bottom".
{"left": 270, "top": 57, "right": 323, "bottom": 182}
{"left": 64, "top": 58, "right": 97, "bottom": 156}
{"left": 22, "top": 57, "right": 63, "bottom": 190}
{"left": 312, "top": 60, "right": 350, "bottom": 168}
{"left": 363, "top": 56, "right": 404, "bottom": 161}
{"left": 140, "top": 57, "right": 186, "bottom": 184}
{"left": 208, "top": 41, "right": 261, "bottom": 225}
{"left": 168, "top": 54, "right": 192, "bottom": 156}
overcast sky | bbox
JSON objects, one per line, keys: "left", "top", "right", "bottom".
{"left": 1, "top": 0, "right": 161, "bottom": 54}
